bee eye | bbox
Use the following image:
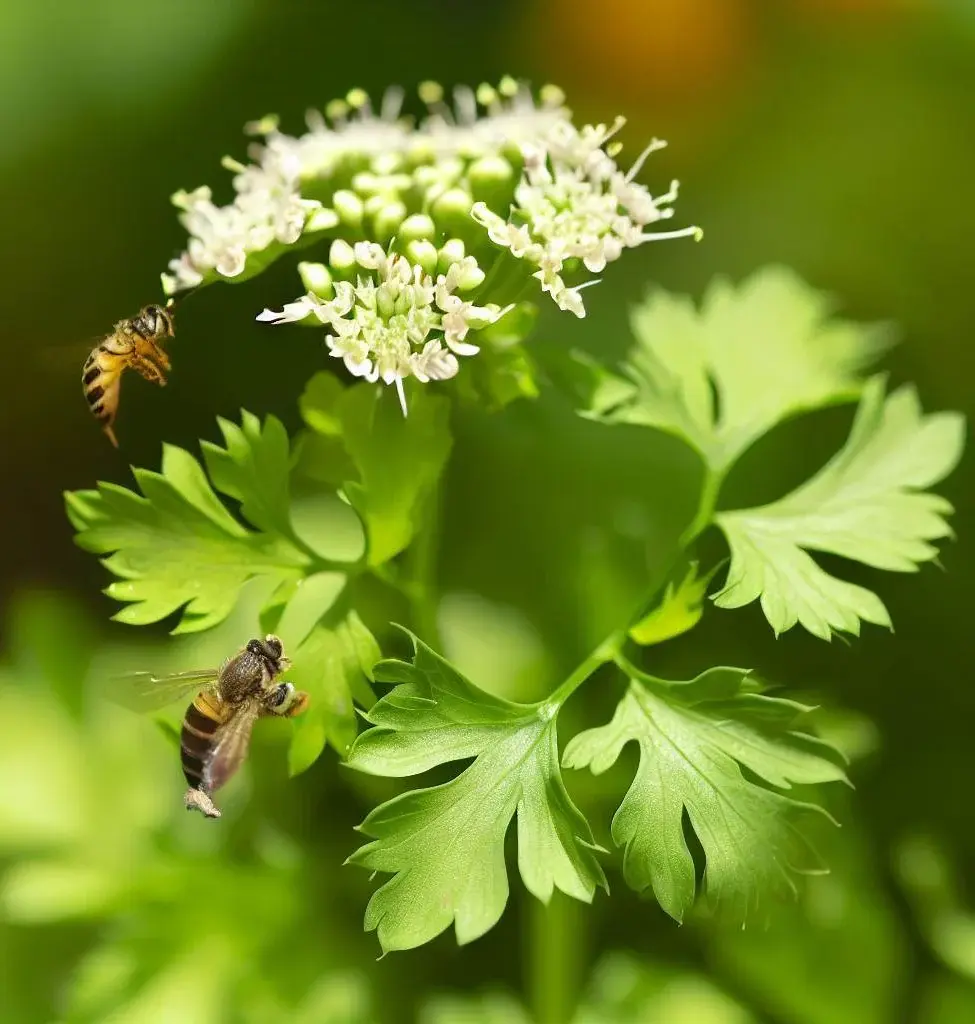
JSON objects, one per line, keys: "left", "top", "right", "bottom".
{"left": 264, "top": 635, "right": 283, "bottom": 658}
{"left": 270, "top": 682, "right": 294, "bottom": 711}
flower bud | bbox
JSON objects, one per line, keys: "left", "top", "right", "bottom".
{"left": 373, "top": 201, "right": 408, "bottom": 243}
{"left": 431, "top": 188, "right": 475, "bottom": 236}
{"left": 438, "top": 238, "right": 466, "bottom": 274}
{"left": 399, "top": 213, "right": 436, "bottom": 242}
{"left": 405, "top": 239, "right": 438, "bottom": 275}
{"left": 329, "top": 239, "right": 356, "bottom": 277}
{"left": 305, "top": 207, "right": 339, "bottom": 233}
{"left": 332, "top": 189, "right": 364, "bottom": 229}
{"left": 298, "top": 261, "right": 333, "bottom": 299}
{"left": 468, "top": 154, "right": 515, "bottom": 208}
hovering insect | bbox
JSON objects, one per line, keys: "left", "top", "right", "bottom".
{"left": 81, "top": 301, "right": 176, "bottom": 447}
{"left": 110, "top": 635, "right": 309, "bottom": 819}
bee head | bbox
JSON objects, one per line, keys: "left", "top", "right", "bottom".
{"left": 140, "top": 304, "right": 174, "bottom": 337}
{"left": 246, "top": 634, "right": 288, "bottom": 673}
{"left": 267, "top": 682, "right": 309, "bottom": 717}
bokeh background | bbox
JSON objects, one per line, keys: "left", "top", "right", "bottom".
{"left": 1, "top": 0, "right": 973, "bottom": 1021}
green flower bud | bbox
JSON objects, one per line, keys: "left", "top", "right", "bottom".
{"left": 405, "top": 239, "right": 438, "bottom": 275}
{"left": 431, "top": 188, "right": 475, "bottom": 238}
{"left": 332, "top": 189, "right": 364, "bottom": 229}
{"left": 363, "top": 194, "right": 387, "bottom": 220}
{"left": 374, "top": 200, "right": 408, "bottom": 243}
{"left": 399, "top": 213, "right": 436, "bottom": 242}
{"left": 372, "top": 152, "right": 404, "bottom": 176}
{"left": 298, "top": 261, "right": 334, "bottom": 299}
{"left": 376, "top": 282, "right": 396, "bottom": 319}
{"left": 468, "top": 154, "right": 515, "bottom": 208}
{"left": 329, "top": 239, "right": 356, "bottom": 277}
{"left": 305, "top": 207, "right": 339, "bottom": 233}
{"left": 438, "top": 238, "right": 466, "bottom": 274}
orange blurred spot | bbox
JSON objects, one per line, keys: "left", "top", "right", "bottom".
{"left": 530, "top": 0, "right": 752, "bottom": 101}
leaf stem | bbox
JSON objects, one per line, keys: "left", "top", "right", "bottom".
{"left": 527, "top": 891, "right": 585, "bottom": 1024}
{"left": 678, "top": 463, "right": 725, "bottom": 548}
{"left": 546, "top": 630, "right": 626, "bottom": 709}
{"left": 405, "top": 474, "right": 444, "bottom": 649}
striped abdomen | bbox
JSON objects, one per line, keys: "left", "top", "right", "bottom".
{"left": 82, "top": 346, "right": 125, "bottom": 447}
{"left": 180, "top": 690, "right": 232, "bottom": 792}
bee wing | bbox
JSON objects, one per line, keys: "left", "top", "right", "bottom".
{"left": 99, "top": 669, "right": 219, "bottom": 712}
{"left": 204, "top": 701, "right": 261, "bottom": 794}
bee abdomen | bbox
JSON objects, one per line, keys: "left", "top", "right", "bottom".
{"left": 180, "top": 695, "right": 225, "bottom": 790}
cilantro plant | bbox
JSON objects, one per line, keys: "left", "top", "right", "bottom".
{"left": 65, "top": 78, "right": 963, "bottom": 978}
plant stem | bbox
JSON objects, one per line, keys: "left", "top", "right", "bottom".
{"left": 545, "top": 630, "right": 625, "bottom": 709}
{"left": 527, "top": 891, "right": 584, "bottom": 1024}
{"left": 678, "top": 463, "right": 725, "bottom": 548}
{"left": 406, "top": 476, "right": 444, "bottom": 649}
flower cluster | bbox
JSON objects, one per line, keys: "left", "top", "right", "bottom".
{"left": 471, "top": 119, "right": 700, "bottom": 317}
{"left": 162, "top": 78, "right": 698, "bottom": 404}
{"left": 257, "top": 241, "right": 512, "bottom": 414}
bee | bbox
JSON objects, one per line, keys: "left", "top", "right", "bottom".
{"left": 110, "top": 635, "right": 309, "bottom": 819}
{"left": 82, "top": 301, "right": 176, "bottom": 447}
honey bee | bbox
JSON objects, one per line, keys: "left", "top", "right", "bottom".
{"left": 82, "top": 302, "right": 176, "bottom": 447}
{"left": 110, "top": 635, "right": 309, "bottom": 819}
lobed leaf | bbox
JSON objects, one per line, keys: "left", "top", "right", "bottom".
{"left": 580, "top": 266, "right": 889, "bottom": 473}
{"left": 299, "top": 373, "right": 452, "bottom": 566}
{"left": 346, "top": 633, "right": 605, "bottom": 952}
{"left": 563, "top": 665, "right": 847, "bottom": 923}
{"left": 713, "top": 379, "right": 965, "bottom": 638}
{"left": 65, "top": 434, "right": 310, "bottom": 634}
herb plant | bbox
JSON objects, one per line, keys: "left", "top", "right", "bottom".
{"left": 64, "top": 78, "right": 963, "bottom": 972}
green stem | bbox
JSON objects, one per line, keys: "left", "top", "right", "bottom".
{"left": 545, "top": 630, "right": 626, "bottom": 709}
{"left": 678, "top": 463, "right": 725, "bottom": 549}
{"left": 405, "top": 475, "right": 444, "bottom": 649}
{"left": 528, "top": 892, "right": 584, "bottom": 1024}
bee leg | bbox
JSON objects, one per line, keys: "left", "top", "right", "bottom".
{"left": 132, "top": 356, "right": 168, "bottom": 386}
{"left": 184, "top": 787, "right": 221, "bottom": 818}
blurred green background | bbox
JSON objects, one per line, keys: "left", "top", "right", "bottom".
{"left": 1, "top": 0, "right": 974, "bottom": 1021}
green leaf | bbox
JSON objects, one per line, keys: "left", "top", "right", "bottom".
{"left": 276, "top": 571, "right": 347, "bottom": 649}
{"left": 65, "top": 419, "right": 310, "bottom": 633}
{"left": 287, "top": 613, "right": 378, "bottom": 768}
{"left": 201, "top": 412, "right": 293, "bottom": 537}
{"left": 563, "top": 665, "right": 846, "bottom": 923}
{"left": 713, "top": 379, "right": 965, "bottom": 639}
{"left": 346, "top": 633, "right": 605, "bottom": 952}
{"left": 628, "top": 562, "right": 717, "bottom": 646}
{"left": 300, "top": 374, "right": 452, "bottom": 566}
{"left": 583, "top": 266, "right": 889, "bottom": 472}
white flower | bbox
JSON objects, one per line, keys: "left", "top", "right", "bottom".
{"left": 164, "top": 152, "right": 321, "bottom": 294}
{"left": 418, "top": 77, "right": 570, "bottom": 158}
{"left": 252, "top": 87, "right": 413, "bottom": 183}
{"left": 470, "top": 118, "right": 700, "bottom": 316}
{"left": 258, "top": 247, "right": 512, "bottom": 414}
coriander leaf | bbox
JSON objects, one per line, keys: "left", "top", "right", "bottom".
{"left": 563, "top": 665, "right": 846, "bottom": 923}
{"left": 287, "top": 613, "right": 378, "bottom": 770}
{"left": 201, "top": 412, "right": 292, "bottom": 538}
{"left": 713, "top": 379, "right": 965, "bottom": 638}
{"left": 276, "top": 571, "right": 347, "bottom": 649}
{"left": 65, "top": 429, "right": 310, "bottom": 634}
{"left": 628, "top": 562, "right": 717, "bottom": 646}
{"left": 346, "top": 633, "right": 605, "bottom": 952}
{"left": 300, "top": 373, "right": 452, "bottom": 566}
{"left": 583, "top": 266, "right": 889, "bottom": 472}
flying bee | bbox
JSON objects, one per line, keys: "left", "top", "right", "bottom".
{"left": 108, "top": 635, "right": 309, "bottom": 819}
{"left": 82, "top": 301, "right": 176, "bottom": 447}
